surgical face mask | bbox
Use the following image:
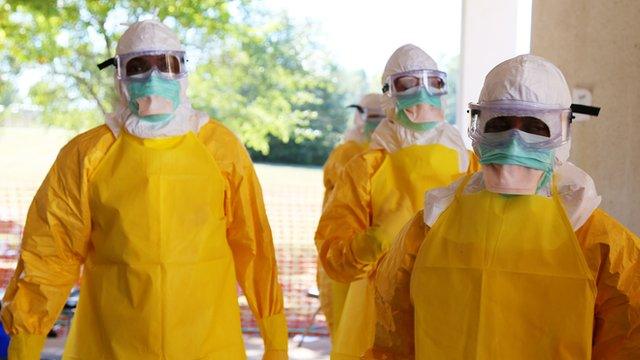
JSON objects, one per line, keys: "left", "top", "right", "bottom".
{"left": 126, "top": 73, "right": 181, "bottom": 123}
{"left": 394, "top": 88, "right": 443, "bottom": 131}
{"left": 476, "top": 135, "right": 555, "bottom": 195}
{"left": 364, "top": 116, "right": 384, "bottom": 138}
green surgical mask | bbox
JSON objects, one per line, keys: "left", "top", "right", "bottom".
{"left": 394, "top": 88, "right": 443, "bottom": 132}
{"left": 126, "top": 74, "right": 181, "bottom": 123}
{"left": 478, "top": 138, "right": 555, "bottom": 191}
{"left": 364, "top": 119, "right": 382, "bottom": 138}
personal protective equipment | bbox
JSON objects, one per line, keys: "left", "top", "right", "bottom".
{"left": 381, "top": 46, "right": 446, "bottom": 131}
{"left": 319, "top": 94, "right": 382, "bottom": 336}
{"left": 317, "top": 143, "right": 474, "bottom": 359}
{"left": 126, "top": 73, "right": 181, "bottom": 122}
{"left": 1, "top": 121, "right": 288, "bottom": 359}
{"left": 481, "top": 163, "right": 544, "bottom": 195}
{"left": 322, "top": 141, "right": 368, "bottom": 206}
{"left": 344, "top": 93, "right": 385, "bottom": 143}
{"left": 332, "top": 278, "right": 376, "bottom": 359}
{"left": 319, "top": 139, "right": 368, "bottom": 336}
{"left": 394, "top": 109, "right": 440, "bottom": 132}
{"left": 370, "top": 119, "right": 470, "bottom": 172}
{"left": 379, "top": 44, "right": 439, "bottom": 114}
{"left": 101, "top": 20, "right": 208, "bottom": 139}
{"left": 317, "top": 143, "right": 471, "bottom": 282}
{"left": 364, "top": 118, "right": 382, "bottom": 137}
{"left": 349, "top": 226, "right": 399, "bottom": 264}
{"left": 114, "top": 50, "right": 187, "bottom": 81}
{"left": 468, "top": 101, "right": 571, "bottom": 150}
{"left": 424, "top": 162, "right": 601, "bottom": 229}
{"left": 477, "top": 137, "right": 555, "bottom": 194}
{"left": 475, "top": 54, "right": 573, "bottom": 164}
{"left": 370, "top": 173, "right": 640, "bottom": 358}
{"left": 383, "top": 69, "right": 447, "bottom": 98}
{"left": 6, "top": 333, "right": 45, "bottom": 360}
{"left": 394, "top": 88, "right": 444, "bottom": 131}
{"left": 316, "top": 44, "right": 477, "bottom": 359}
{"left": 396, "top": 88, "right": 442, "bottom": 111}
{"left": 412, "top": 175, "right": 596, "bottom": 358}
{"left": 368, "top": 55, "right": 636, "bottom": 359}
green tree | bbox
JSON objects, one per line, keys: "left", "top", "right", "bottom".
{"left": 249, "top": 67, "right": 369, "bottom": 165}
{"left": 0, "top": 0, "right": 342, "bottom": 152}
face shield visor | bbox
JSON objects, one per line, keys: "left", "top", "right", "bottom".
{"left": 98, "top": 50, "right": 188, "bottom": 81}
{"left": 468, "top": 100, "right": 572, "bottom": 150}
{"left": 382, "top": 69, "right": 447, "bottom": 99}
{"left": 347, "top": 104, "right": 385, "bottom": 123}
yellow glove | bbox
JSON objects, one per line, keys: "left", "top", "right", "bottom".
{"left": 257, "top": 313, "right": 288, "bottom": 360}
{"left": 350, "top": 226, "right": 393, "bottom": 264}
{"left": 8, "top": 333, "right": 46, "bottom": 360}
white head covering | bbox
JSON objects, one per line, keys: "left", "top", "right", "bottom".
{"left": 478, "top": 54, "right": 572, "bottom": 164}
{"left": 424, "top": 54, "right": 600, "bottom": 230}
{"left": 343, "top": 93, "right": 384, "bottom": 143}
{"left": 369, "top": 44, "right": 468, "bottom": 170}
{"left": 106, "top": 20, "right": 208, "bottom": 138}
{"left": 379, "top": 44, "right": 438, "bottom": 113}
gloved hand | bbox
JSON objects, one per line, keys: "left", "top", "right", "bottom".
{"left": 257, "top": 313, "right": 288, "bottom": 360}
{"left": 350, "top": 226, "right": 393, "bottom": 264}
{"left": 8, "top": 334, "right": 46, "bottom": 360}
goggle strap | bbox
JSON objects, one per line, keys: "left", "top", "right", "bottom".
{"left": 97, "top": 58, "right": 116, "bottom": 71}
{"left": 571, "top": 104, "right": 600, "bottom": 117}
{"left": 346, "top": 104, "right": 365, "bottom": 113}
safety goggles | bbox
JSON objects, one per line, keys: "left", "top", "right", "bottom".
{"left": 347, "top": 104, "right": 385, "bottom": 123}
{"left": 382, "top": 69, "right": 447, "bottom": 98}
{"left": 468, "top": 101, "right": 572, "bottom": 150}
{"left": 97, "top": 50, "right": 187, "bottom": 81}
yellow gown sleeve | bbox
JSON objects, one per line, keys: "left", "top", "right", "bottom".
{"left": 467, "top": 150, "right": 481, "bottom": 174}
{"left": 366, "top": 210, "right": 428, "bottom": 359}
{"left": 576, "top": 208, "right": 640, "bottom": 359}
{"left": 199, "top": 121, "right": 288, "bottom": 357}
{"left": 0, "top": 126, "right": 113, "bottom": 359}
{"left": 315, "top": 150, "right": 386, "bottom": 283}
{"left": 322, "top": 141, "right": 367, "bottom": 207}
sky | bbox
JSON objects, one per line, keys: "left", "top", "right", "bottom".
{"left": 260, "top": 0, "right": 463, "bottom": 78}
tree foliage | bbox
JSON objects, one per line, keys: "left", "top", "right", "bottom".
{"left": 0, "top": 0, "right": 352, "bottom": 156}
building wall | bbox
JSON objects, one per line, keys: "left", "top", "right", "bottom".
{"left": 531, "top": 0, "right": 640, "bottom": 233}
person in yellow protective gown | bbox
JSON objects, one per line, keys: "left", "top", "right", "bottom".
{"left": 318, "top": 93, "right": 385, "bottom": 338}
{"left": 369, "top": 54, "right": 640, "bottom": 359}
{"left": 0, "top": 20, "right": 288, "bottom": 360}
{"left": 315, "top": 44, "right": 478, "bottom": 359}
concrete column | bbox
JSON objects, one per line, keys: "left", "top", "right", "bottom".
{"left": 531, "top": 0, "right": 640, "bottom": 233}
{"left": 458, "top": 0, "right": 531, "bottom": 144}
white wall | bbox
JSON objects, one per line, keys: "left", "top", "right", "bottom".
{"left": 531, "top": 0, "right": 640, "bottom": 233}
{"left": 458, "top": 0, "right": 531, "bottom": 144}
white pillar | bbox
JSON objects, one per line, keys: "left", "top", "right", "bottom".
{"left": 457, "top": 0, "right": 531, "bottom": 145}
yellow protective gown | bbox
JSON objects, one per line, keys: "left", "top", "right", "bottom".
{"left": 1, "top": 121, "right": 288, "bottom": 360}
{"left": 316, "top": 144, "right": 477, "bottom": 359}
{"left": 318, "top": 140, "right": 368, "bottom": 337}
{"left": 370, "top": 176, "right": 640, "bottom": 359}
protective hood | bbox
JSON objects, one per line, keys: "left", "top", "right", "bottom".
{"left": 344, "top": 93, "right": 385, "bottom": 143}
{"left": 380, "top": 44, "right": 439, "bottom": 114}
{"left": 106, "top": 20, "right": 208, "bottom": 138}
{"left": 476, "top": 54, "right": 572, "bottom": 165}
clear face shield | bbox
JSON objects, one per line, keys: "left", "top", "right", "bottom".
{"left": 382, "top": 69, "right": 448, "bottom": 98}
{"left": 468, "top": 100, "right": 573, "bottom": 150}
{"left": 347, "top": 104, "right": 385, "bottom": 123}
{"left": 98, "top": 50, "right": 188, "bottom": 81}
